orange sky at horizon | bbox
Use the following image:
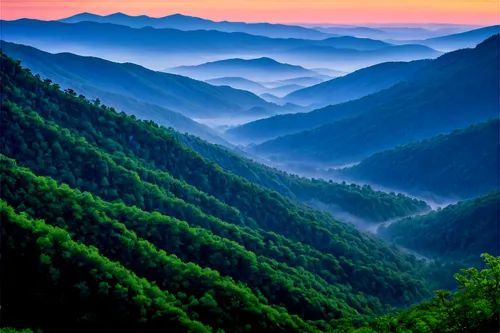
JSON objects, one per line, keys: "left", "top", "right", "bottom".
{"left": 1, "top": 0, "right": 499, "bottom": 25}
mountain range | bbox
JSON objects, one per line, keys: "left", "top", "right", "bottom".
{"left": 167, "top": 57, "right": 319, "bottom": 81}
{"left": 226, "top": 59, "right": 431, "bottom": 142}
{"left": 2, "top": 53, "right": 450, "bottom": 332}
{"left": 0, "top": 19, "right": 442, "bottom": 71}
{"left": 0, "top": 40, "right": 286, "bottom": 121}
{"left": 1, "top": 15, "right": 499, "bottom": 333}
{"left": 250, "top": 34, "right": 500, "bottom": 165}
{"left": 59, "top": 12, "right": 336, "bottom": 40}
{"left": 59, "top": 12, "right": 480, "bottom": 43}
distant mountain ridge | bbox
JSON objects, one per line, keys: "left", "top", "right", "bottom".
{"left": 59, "top": 12, "right": 337, "bottom": 40}
{"left": 168, "top": 57, "right": 319, "bottom": 81}
{"left": 0, "top": 19, "right": 441, "bottom": 71}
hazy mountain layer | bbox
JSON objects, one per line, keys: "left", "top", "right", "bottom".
{"left": 0, "top": 19, "right": 441, "bottom": 71}
{"left": 1, "top": 41, "right": 277, "bottom": 119}
{"left": 60, "top": 12, "right": 336, "bottom": 40}
{"left": 168, "top": 57, "right": 319, "bottom": 81}
{"left": 251, "top": 35, "right": 500, "bottom": 164}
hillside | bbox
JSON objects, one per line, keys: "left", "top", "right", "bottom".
{"left": 168, "top": 57, "right": 318, "bottom": 81}
{"left": 378, "top": 192, "right": 500, "bottom": 266}
{"left": 252, "top": 34, "right": 500, "bottom": 164}
{"left": 0, "top": 41, "right": 277, "bottom": 119}
{"left": 285, "top": 60, "right": 430, "bottom": 107}
{"left": 60, "top": 12, "right": 335, "bottom": 40}
{"left": 164, "top": 129, "right": 429, "bottom": 223}
{"left": 337, "top": 119, "right": 500, "bottom": 201}
{"left": 0, "top": 49, "right": 456, "bottom": 332}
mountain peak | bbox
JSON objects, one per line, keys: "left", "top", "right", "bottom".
{"left": 253, "top": 57, "right": 281, "bottom": 64}
{"left": 107, "top": 12, "right": 130, "bottom": 17}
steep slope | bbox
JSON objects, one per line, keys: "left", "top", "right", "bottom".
{"left": 60, "top": 12, "right": 335, "bottom": 40}
{"left": 285, "top": 60, "right": 430, "bottom": 107}
{"left": 378, "top": 192, "right": 500, "bottom": 266}
{"left": 252, "top": 35, "right": 500, "bottom": 164}
{"left": 168, "top": 57, "right": 318, "bottom": 81}
{"left": 0, "top": 50, "right": 450, "bottom": 331}
{"left": 337, "top": 119, "right": 500, "bottom": 200}
{"left": 0, "top": 41, "right": 275, "bottom": 119}
{"left": 165, "top": 130, "right": 429, "bottom": 223}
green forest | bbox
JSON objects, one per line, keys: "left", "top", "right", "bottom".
{"left": 1, "top": 50, "right": 498, "bottom": 333}
{"left": 378, "top": 191, "right": 500, "bottom": 266}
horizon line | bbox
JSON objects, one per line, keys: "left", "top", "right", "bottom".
{"left": 4, "top": 11, "right": 490, "bottom": 28}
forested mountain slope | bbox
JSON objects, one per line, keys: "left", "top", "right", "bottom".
{"left": 378, "top": 192, "right": 500, "bottom": 266}
{"left": 167, "top": 130, "right": 429, "bottom": 222}
{"left": 253, "top": 34, "right": 500, "bottom": 165}
{"left": 1, "top": 50, "right": 448, "bottom": 332}
{"left": 337, "top": 119, "right": 500, "bottom": 200}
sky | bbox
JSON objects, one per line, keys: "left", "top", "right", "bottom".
{"left": 1, "top": 0, "right": 499, "bottom": 25}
